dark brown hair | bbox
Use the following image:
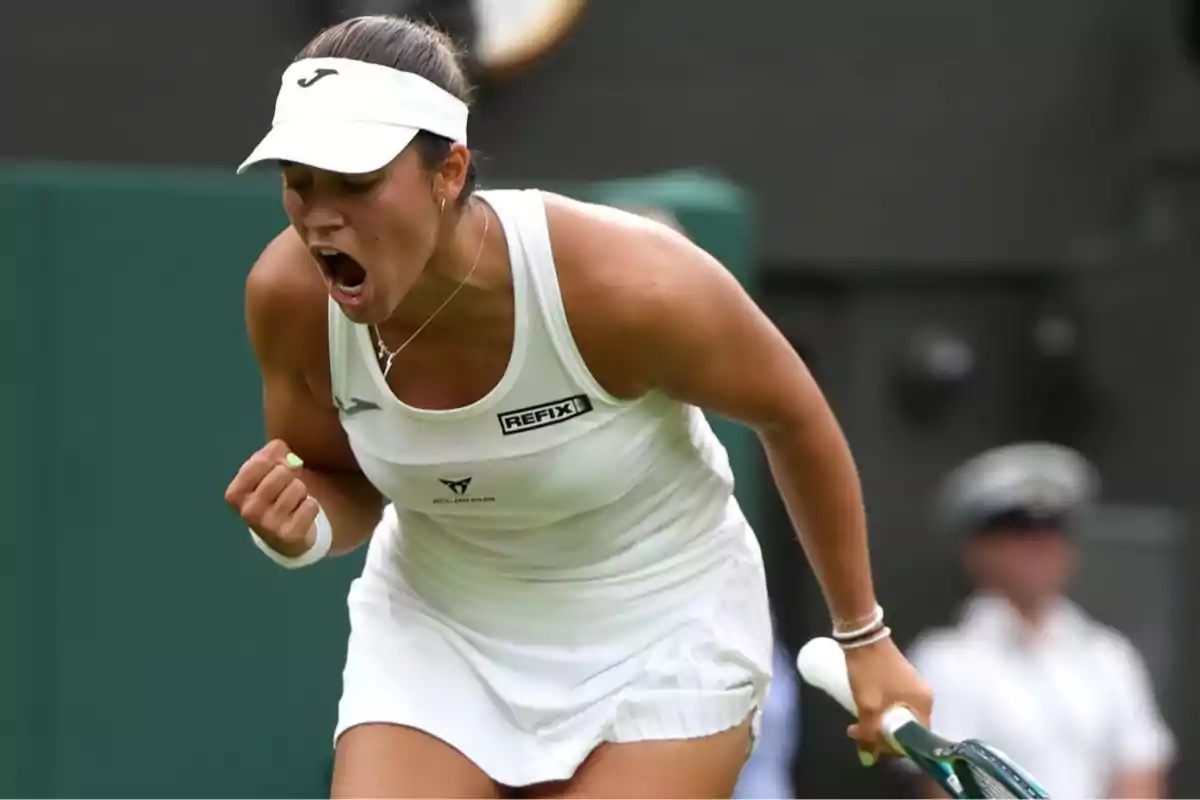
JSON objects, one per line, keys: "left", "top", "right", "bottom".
{"left": 297, "top": 15, "right": 478, "bottom": 208}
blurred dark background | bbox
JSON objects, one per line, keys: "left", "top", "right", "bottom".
{"left": 4, "top": 1, "right": 1200, "bottom": 797}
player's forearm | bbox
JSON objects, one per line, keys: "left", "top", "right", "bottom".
{"left": 760, "top": 417, "right": 878, "bottom": 627}
{"left": 284, "top": 466, "right": 385, "bottom": 557}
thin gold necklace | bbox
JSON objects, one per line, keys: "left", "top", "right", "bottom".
{"left": 372, "top": 208, "right": 490, "bottom": 379}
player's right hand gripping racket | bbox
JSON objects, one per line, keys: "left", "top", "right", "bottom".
{"left": 796, "top": 637, "right": 1050, "bottom": 799}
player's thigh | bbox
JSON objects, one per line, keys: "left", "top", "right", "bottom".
{"left": 524, "top": 717, "right": 753, "bottom": 799}
{"left": 332, "top": 722, "right": 506, "bottom": 799}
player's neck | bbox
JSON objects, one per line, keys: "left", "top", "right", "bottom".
{"left": 425, "top": 199, "right": 486, "bottom": 277}
{"left": 391, "top": 199, "right": 502, "bottom": 328}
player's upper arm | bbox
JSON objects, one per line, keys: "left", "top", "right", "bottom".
{"left": 245, "top": 228, "right": 361, "bottom": 473}
{"left": 553, "top": 202, "right": 820, "bottom": 432}
{"left": 633, "top": 235, "right": 818, "bottom": 431}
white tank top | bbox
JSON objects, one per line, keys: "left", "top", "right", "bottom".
{"left": 328, "top": 189, "right": 760, "bottom": 638}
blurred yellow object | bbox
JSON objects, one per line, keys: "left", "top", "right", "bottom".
{"left": 473, "top": 0, "right": 586, "bottom": 79}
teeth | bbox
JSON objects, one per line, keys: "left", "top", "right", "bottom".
{"left": 317, "top": 247, "right": 340, "bottom": 256}
{"left": 337, "top": 282, "right": 364, "bottom": 296}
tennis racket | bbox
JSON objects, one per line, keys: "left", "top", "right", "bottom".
{"left": 795, "top": 637, "right": 1050, "bottom": 799}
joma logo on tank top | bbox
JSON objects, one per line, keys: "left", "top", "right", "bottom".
{"left": 497, "top": 395, "right": 593, "bottom": 435}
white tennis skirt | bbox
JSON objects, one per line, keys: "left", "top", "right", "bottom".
{"left": 333, "top": 505, "right": 775, "bottom": 787}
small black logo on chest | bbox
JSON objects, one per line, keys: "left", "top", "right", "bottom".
{"left": 497, "top": 395, "right": 593, "bottom": 435}
{"left": 439, "top": 477, "right": 472, "bottom": 496}
{"left": 334, "top": 396, "right": 380, "bottom": 418}
{"left": 434, "top": 476, "right": 495, "bottom": 505}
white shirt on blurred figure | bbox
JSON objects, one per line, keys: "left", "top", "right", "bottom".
{"left": 908, "top": 594, "right": 1175, "bottom": 799}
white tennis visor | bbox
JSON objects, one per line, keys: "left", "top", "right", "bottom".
{"left": 237, "top": 57, "right": 469, "bottom": 175}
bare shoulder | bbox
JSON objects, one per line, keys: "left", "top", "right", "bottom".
{"left": 540, "top": 191, "right": 728, "bottom": 305}
{"left": 540, "top": 192, "right": 747, "bottom": 399}
{"left": 244, "top": 226, "right": 330, "bottom": 378}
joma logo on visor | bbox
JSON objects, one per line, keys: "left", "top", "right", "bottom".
{"left": 497, "top": 395, "right": 593, "bottom": 435}
{"left": 297, "top": 68, "right": 338, "bottom": 87}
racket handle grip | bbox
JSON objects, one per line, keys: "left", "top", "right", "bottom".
{"left": 880, "top": 706, "right": 918, "bottom": 746}
{"left": 796, "top": 637, "right": 859, "bottom": 715}
{"left": 796, "top": 637, "right": 918, "bottom": 750}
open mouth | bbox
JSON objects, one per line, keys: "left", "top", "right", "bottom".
{"left": 313, "top": 247, "right": 368, "bottom": 297}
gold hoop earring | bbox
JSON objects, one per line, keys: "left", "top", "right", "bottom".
{"left": 440, "top": 197, "right": 446, "bottom": 215}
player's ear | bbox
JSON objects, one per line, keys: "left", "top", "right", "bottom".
{"left": 436, "top": 142, "right": 470, "bottom": 206}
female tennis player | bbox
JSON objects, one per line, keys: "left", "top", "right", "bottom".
{"left": 224, "top": 14, "right": 931, "bottom": 798}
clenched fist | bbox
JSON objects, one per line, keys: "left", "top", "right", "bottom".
{"left": 225, "top": 439, "right": 322, "bottom": 558}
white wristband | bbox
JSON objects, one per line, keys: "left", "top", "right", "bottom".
{"left": 839, "top": 626, "right": 893, "bottom": 651}
{"left": 832, "top": 604, "right": 885, "bottom": 641}
{"left": 249, "top": 507, "right": 333, "bottom": 569}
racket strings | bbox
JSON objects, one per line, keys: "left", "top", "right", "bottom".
{"left": 965, "top": 764, "right": 1020, "bottom": 799}
{"left": 961, "top": 745, "right": 1047, "bottom": 799}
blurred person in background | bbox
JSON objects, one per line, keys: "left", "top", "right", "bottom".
{"left": 907, "top": 443, "right": 1175, "bottom": 799}
{"left": 225, "top": 13, "right": 931, "bottom": 799}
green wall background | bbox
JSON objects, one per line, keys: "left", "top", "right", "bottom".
{"left": 0, "top": 162, "right": 759, "bottom": 798}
